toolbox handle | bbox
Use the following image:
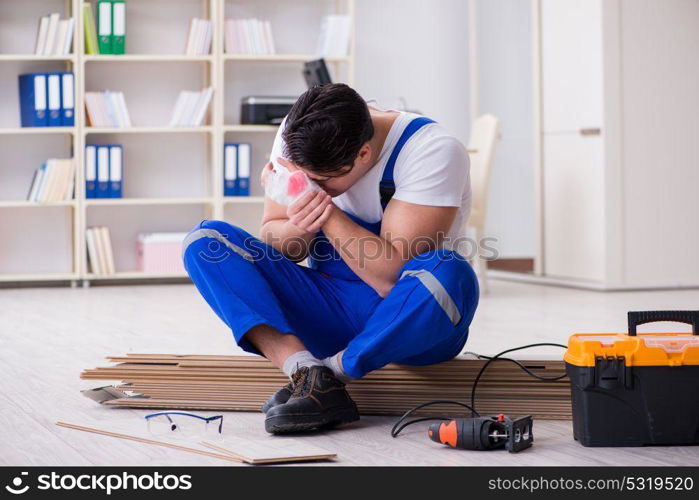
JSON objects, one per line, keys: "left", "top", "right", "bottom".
{"left": 628, "top": 310, "right": 699, "bottom": 336}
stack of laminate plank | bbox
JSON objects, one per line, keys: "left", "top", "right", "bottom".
{"left": 81, "top": 354, "right": 572, "bottom": 419}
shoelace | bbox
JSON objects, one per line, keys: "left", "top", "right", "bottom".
{"left": 291, "top": 367, "right": 312, "bottom": 396}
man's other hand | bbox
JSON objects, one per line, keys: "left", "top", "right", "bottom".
{"left": 287, "top": 190, "right": 333, "bottom": 233}
{"left": 261, "top": 161, "right": 273, "bottom": 189}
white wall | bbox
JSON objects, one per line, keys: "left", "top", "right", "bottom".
{"left": 476, "top": 0, "right": 536, "bottom": 258}
{"left": 353, "top": 0, "right": 472, "bottom": 143}
{"left": 619, "top": 0, "right": 699, "bottom": 286}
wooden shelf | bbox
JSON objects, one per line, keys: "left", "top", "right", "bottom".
{"left": 84, "top": 126, "right": 213, "bottom": 135}
{"left": 83, "top": 54, "right": 213, "bottom": 63}
{"left": 85, "top": 271, "right": 189, "bottom": 280}
{"left": 223, "top": 196, "right": 265, "bottom": 204}
{"left": 0, "top": 200, "right": 76, "bottom": 208}
{"left": 223, "top": 124, "right": 279, "bottom": 133}
{"left": 223, "top": 54, "right": 350, "bottom": 63}
{"left": 0, "top": 273, "right": 78, "bottom": 283}
{"left": 0, "top": 54, "right": 75, "bottom": 62}
{"left": 0, "top": 127, "right": 75, "bottom": 135}
{"left": 85, "top": 197, "right": 213, "bottom": 207}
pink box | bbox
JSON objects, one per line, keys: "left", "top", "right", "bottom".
{"left": 137, "top": 233, "right": 187, "bottom": 274}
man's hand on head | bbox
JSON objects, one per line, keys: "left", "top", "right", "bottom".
{"left": 287, "top": 190, "right": 334, "bottom": 234}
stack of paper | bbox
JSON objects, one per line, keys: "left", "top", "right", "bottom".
{"left": 316, "top": 15, "right": 351, "bottom": 58}
{"left": 35, "top": 13, "right": 74, "bottom": 56}
{"left": 86, "top": 226, "right": 116, "bottom": 276}
{"left": 169, "top": 87, "right": 213, "bottom": 127}
{"left": 84, "top": 91, "right": 132, "bottom": 128}
{"left": 184, "top": 18, "right": 213, "bottom": 55}
{"left": 224, "top": 19, "right": 276, "bottom": 55}
{"left": 27, "top": 158, "right": 75, "bottom": 203}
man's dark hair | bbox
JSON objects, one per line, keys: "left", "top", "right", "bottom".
{"left": 282, "top": 83, "right": 374, "bottom": 176}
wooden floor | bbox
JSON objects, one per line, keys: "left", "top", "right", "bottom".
{"left": 1, "top": 279, "right": 698, "bottom": 466}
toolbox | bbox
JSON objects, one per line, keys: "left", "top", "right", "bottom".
{"left": 565, "top": 310, "right": 699, "bottom": 447}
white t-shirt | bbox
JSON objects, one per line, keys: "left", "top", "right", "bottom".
{"left": 270, "top": 109, "right": 472, "bottom": 254}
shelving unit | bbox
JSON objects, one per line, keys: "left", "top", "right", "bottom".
{"left": 0, "top": 200, "right": 77, "bottom": 208}
{"left": 83, "top": 54, "right": 215, "bottom": 62}
{"left": 222, "top": 54, "right": 350, "bottom": 62}
{"left": 222, "top": 124, "right": 278, "bottom": 133}
{"left": 0, "top": 127, "right": 76, "bottom": 135}
{"left": 223, "top": 196, "right": 265, "bottom": 204}
{"left": 84, "top": 197, "right": 213, "bottom": 206}
{"left": 0, "top": 55, "right": 77, "bottom": 62}
{"left": 0, "top": 0, "right": 355, "bottom": 285}
{"left": 84, "top": 271, "right": 190, "bottom": 280}
{"left": 83, "top": 126, "right": 214, "bottom": 134}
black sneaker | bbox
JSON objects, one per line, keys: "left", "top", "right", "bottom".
{"left": 264, "top": 366, "right": 360, "bottom": 434}
{"left": 260, "top": 382, "right": 293, "bottom": 414}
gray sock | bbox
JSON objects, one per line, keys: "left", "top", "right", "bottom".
{"left": 322, "top": 351, "right": 354, "bottom": 384}
{"left": 282, "top": 350, "right": 323, "bottom": 378}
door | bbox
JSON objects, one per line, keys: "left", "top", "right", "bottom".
{"left": 543, "top": 134, "right": 605, "bottom": 281}
{"left": 540, "top": 0, "right": 605, "bottom": 281}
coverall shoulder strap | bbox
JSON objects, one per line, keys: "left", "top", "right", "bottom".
{"left": 379, "top": 116, "right": 436, "bottom": 210}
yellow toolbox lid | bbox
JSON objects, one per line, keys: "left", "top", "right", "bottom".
{"left": 564, "top": 310, "right": 699, "bottom": 367}
{"left": 565, "top": 332, "right": 699, "bottom": 367}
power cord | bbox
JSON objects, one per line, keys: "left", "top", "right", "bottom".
{"left": 468, "top": 343, "right": 568, "bottom": 414}
{"left": 391, "top": 400, "right": 478, "bottom": 438}
{"left": 390, "top": 342, "right": 568, "bottom": 438}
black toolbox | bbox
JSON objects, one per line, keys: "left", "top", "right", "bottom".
{"left": 565, "top": 310, "right": 699, "bottom": 447}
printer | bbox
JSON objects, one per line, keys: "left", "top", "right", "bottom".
{"left": 240, "top": 60, "right": 334, "bottom": 125}
{"left": 240, "top": 96, "right": 296, "bottom": 125}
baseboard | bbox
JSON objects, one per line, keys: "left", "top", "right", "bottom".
{"left": 489, "top": 258, "right": 535, "bottom": 273}
{"left": 489, "top": 270, "right": 699, "bottom": 292}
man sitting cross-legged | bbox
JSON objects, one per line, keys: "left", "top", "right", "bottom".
{"left": 183, "top": 84, "right": 479, "bottom": 433}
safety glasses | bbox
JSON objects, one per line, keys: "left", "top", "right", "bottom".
{"left": 145, "top": 411, "right": 223, "bottom": 436}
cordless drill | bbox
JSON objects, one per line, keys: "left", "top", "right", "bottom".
{"left": 427, "top": 414, "right": 533, "bottom": 453}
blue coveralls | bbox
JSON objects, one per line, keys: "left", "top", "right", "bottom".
{"left": 183, "top": 117, "right": 479, "bottom": 379}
